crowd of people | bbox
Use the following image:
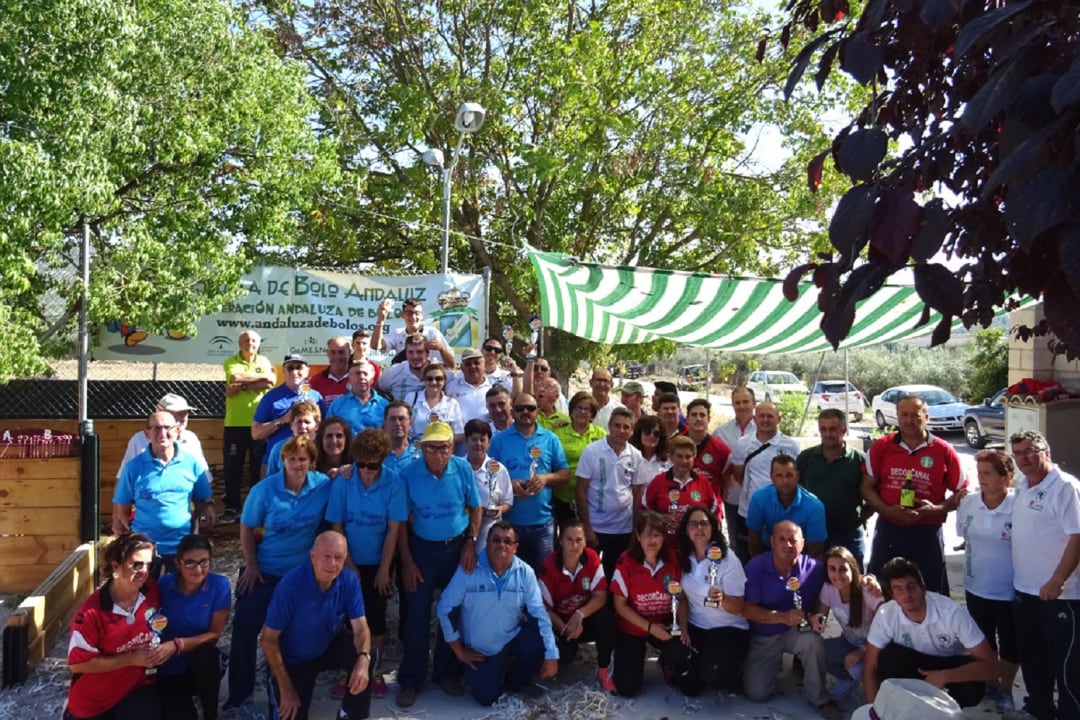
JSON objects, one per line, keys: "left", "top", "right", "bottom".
{"left": 66, "top": 305, "right": 1080, "bottom": 720}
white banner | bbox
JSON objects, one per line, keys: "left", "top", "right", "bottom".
{"left": 94, "top": 266, "right": 487, "bottom": 364}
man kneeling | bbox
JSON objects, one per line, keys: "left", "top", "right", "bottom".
{"left": 436, "top": 521, "right": 559, "bottom": 705}
{"left": 863, "top": 557, "right": 998, "bottom": 706}
{"left": 261, "top": 531, "right": 372, "bottom": 720}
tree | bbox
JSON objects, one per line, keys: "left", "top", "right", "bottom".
{"left": 252, "top": 0, "right": 859, "bottom": 369}
{"left": 0, "top": 0, "right": 335, "bottom": 380}
{"left": 775, "top": 0, "right": 1080, "bottom": 359}
{"left": 965, "top": 327, "right": 1009, "bottom": 402}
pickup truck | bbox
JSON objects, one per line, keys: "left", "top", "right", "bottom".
{"left": 963, "top": 388, "right": 1007, "bottom": 449}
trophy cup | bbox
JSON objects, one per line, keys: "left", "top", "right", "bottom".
{"left": 485, "top": 460, "right": 501, "bottom": 518}
{"left": 527, "top": 446, "right": 541, "bottom": 495}
{"left": 145, "top": 611, "right": 168, "bottom": 675}
{"left": 786, "top": 577, "right": 811, "bottom": 631}
{"left": 667, "top": 580, "right": 682, "bottom": 636}
{"left": 704, "top": 545, "right": 724, "bottom": 608}
{"left": 502, "top": 327, "right": 515, "bottom": 356}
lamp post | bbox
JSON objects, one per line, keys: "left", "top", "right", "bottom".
{"left": 423, "top": 102, "right": 486, "bottom": 275}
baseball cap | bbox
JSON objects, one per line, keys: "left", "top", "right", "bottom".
{"left": 282, "top": 353, "right": 308, "bottom": 366}
{"left": 157, "top": 393, "right": 195, "bottom": 413}
{"left": 461, "top": 348, "right": 483, "bottom": 361}
{"left": 621, "top": 381, "right": 645, "bottom": 395}
{"left": 419, "top": 422, "right": 454, "bottom": 444}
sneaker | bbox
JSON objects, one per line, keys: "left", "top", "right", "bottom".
{"left": 815, "top": 700, "right": 844, "bottom": 719}
{"left": 596, "top": 667, "right": 616, "bottom": 694}
{"left": 396, "top": 687, "right": 417, "bottom": 708}
{"left": 997, "top": 693, "right": 1017, "bottom": 714}
{"left": 331, "top": 670, "right": 348, "bottom": 699}
{"left": 438, "top": 675, "right": 465, "bottom": 697}
{"left": 220, "top": 507, "right": 240, "bottom": 524}
{"left": 371, "top": 672, "right": 388, "bottom": 698}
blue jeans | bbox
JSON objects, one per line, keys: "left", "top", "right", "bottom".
{"left": 398, "top": 535, "right": 465, "bottom": 690}
{"left": 465, "top": 619, "right": 546, "bottom": 706}
{"left": 825, "top": 526, "right": 866, "bottom": 572}
{"left": 226, "top": 569, "right": 281, "bottom": 705}
{"left": 824, "top": 635, "right": 861, "bottom": 681}
{"left": 512, "top": 521, "right": 554, "bottom": 570}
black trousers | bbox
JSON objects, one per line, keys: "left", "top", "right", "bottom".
{"left": 682, "top": 623, "right": 749, "bottom": 695}
{"left": 267, "top": 626, "right": 371, "bottom": 720}
{"left": 64, "top": 684, "right": 160, "bottom": 720}
{"left": 612, "top": 631, "right": 690, "bottom": 697}
{"left": 1014, "top": 590, "right": 1080, "bottom": 720}
{"left": 157, "top": 643, "right": 223, "bottom": 720}
{"left": 555, "top": 604, "right": 617, "bottom": 669}
{"left": 877, "top": 643, "right": 984, "bottom": 707}
{"left": 223, "top": 426, "right": 263, "bottom": 511}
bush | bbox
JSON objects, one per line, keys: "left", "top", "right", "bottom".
{"left": 775, "top": 392, "right": 812, "bottom": 437}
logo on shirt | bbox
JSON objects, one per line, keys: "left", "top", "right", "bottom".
{"left": 582, "top": 577, "right": 591, "bottom": 591}
{"left": 936, "top": 634, "right": 954, "bottom": 651}
{"left": 702, "top": 453, "right": 714, "bottom": 464}
{"left": 691, "top": 490, "right": 702, "bottom": 501}
{"left": 529, "top": 446, "right": 543, "bottom": 459}
{"left": 1001, "top": 522, "right": 1012, "bottom": 541}
{"left": 919, "top": 456, "right": 934, "bottom": 468}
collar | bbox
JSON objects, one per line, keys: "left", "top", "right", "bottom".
{"left": 892, "top": 431, "right": 934, "bottom": 452}
{"left": 324, "top": 369, "right": 348, "bottom": 382}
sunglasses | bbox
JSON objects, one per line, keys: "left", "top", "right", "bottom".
{"left": 514, "top": 404, "right": 538, "bottom": 413}
{"left": 356, "top": 461, "right": 382, "bottom": 470}
{"left": 686, "top": 520, "right": 711, "bottom": 530}
{"left": 424, "top": 376, "right": 445, "bottom": 383}
{"left": 646, "top": 430, "right": 662, "bottom": 438}
{"left": 482, "top": 345, "right": 503, "bottom": 354}
{"left": 535, "top": 366, "right": 551, "bottom": 372}
{"left": 423, "top": 444, "right": 453, "bottom": 454}
{"left": 127, "top": 561, "right": 149, "bottom": 572}
{"left": 180, "top": 558, "right": 211, "bottom": 570}
{"left": 488, "top": 536, "right": 518, "bottom": 546}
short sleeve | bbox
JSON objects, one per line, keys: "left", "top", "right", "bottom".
{"left": 721, "top": 557, "right": 747, "bottom": 597}
{"left": 240, "top": 482, "right": 268, "bottom": 528}
{"left": 210, "top": 574, "right": 232, "bottom": 612}
{"left": 325, "top": 479, "right": 347, "bottom": 524}
{"left": 866, "top": 602, "right": 894, "bottom": 648}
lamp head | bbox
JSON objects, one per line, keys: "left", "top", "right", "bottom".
{"left": 422, "top": 148, "right": 445, "bottom": 168}
{"left": 454, "top": 102, "right": 486, "bottom": 133}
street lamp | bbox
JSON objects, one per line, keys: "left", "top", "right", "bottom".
{"left": 423, "top": 102, "right": 486, "bottom": 275}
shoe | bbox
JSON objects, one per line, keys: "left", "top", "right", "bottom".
{"left": 438, "top": 675, "right": 465, "bottom": 697}
{"left": 371, "top": 672, "right": 388, "bottom": 698}
{"left": 815, "top": 700, "right": 844, "bottom": 719}
{"left": 396, "top": 687, "right": 417, "bottom": 708}
{"left": 596, "top": 667, "right": 616, "bottom": 694}
{"left": 220, "top": 507, "right": 240, "bottom": 524}
{"left": 997, "top": 694, "right": 1017, "bottom": 714}
{"left": 331, "top": 670, "right": 348, "bottom": 699}
{"left": 519, "top": 683, "right": 544, "bottom": 699}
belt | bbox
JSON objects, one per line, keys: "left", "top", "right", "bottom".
{"left": 412, "top": 532, "right": 465, "bottom": 546}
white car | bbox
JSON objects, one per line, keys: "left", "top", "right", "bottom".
{"left": 871, "top": 384, "right": 967, "bottom": 432}
{"left": 747, "top": 371, "right": 809, "bottom": 402}
{"left": 810, "top": 380, "right": 865, "bottom": 421}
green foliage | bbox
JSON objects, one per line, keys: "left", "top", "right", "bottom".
{"left": 0, "top": 0, "right": 333, "bottom": 381}
{"left": 252, "top": 0, "right": 864, "bottom": 371}
{"left": 966, "top": 328, "right": 1009, "bottom": 403}
{"left": 775, "top": 391, "right": 810, "bottom": 437}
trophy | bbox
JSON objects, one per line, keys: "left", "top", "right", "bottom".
{"left": 502, "top": 326, "right": 515, "bottom": 356}
{"left": 527, "top": 315, "right": 542, "bottom": 359}
{"left": 704, "top": 545, "right": 724, "bottom": 609}
{"left": 527, "top": 446, "right": 541, "bottom": 495}
{"left": 666, "top": 490, "right": 681, "bottom": 534}
{"left": 786, "top": 577, "right": 811, "bottom": 631}
{"left": 485, "top": 460, "right": 501, "bottom": 518}
{"left": 145, "top": 611, "right": 168, "bottom": 675}
{"left": 667, "top": 580, "right": 682, "bottom": 636}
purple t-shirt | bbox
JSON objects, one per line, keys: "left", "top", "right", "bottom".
{"left": 743, "top": 552, "right": 825, "bottom": 637}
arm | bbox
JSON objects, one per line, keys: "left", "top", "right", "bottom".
{"left": 742, "top": 601, "right": 805, "bottom": 628}
{"left": 174, "top": 607, "right": 228, "bottom": 654}
{"left": 347, "top": 616, "right": 372, "bottom": 695}
{"left": 862, "top": 643, "right": 882, "bottom": 702}
{"left": 237, "top": 524, "right": 263, "bottom": 594}
{"left": 747, "top": 530, "right": 764, "bottom": 558}
{"left": 376, "top": 521, "right": 402, "bottom": 595}
{"left": 398, "top": 522, "right": 421, "bottom": 592}
{"left": 613, "top": 593, "right": 672, "bottom": 642}
{"left": 721, "top": 592, "right": 745, "bottom": 617}
{"left": 370, "top": 304, "right": 389, "bottom": 351}
{"left": 631, "top": 484, "right": 645, "bottom": 522}
{"left": 251, "top": 416, "right": 286, "bottom": 442}
{"left": 861, "top": 472, "right": 917, "bottom": 525}
{"left": 261, "top": 627, "right": 301, "bottom": 720}
{"left": 459, "top": 506, "right": 482, "bottom": 573}
{"left": 331, "top": 522, "right": 359, "bottom": 574}
{"left": 112, "top": 503, "right": 132, "bottom": 536}
{"left": 436, "top": 340, "right": 456, "bottom": 369}
{"left": 69, "top": 649, "right": 155, "bottom": 674}
{"left": 575, "top": 475, "right": 599, "bottom": 547}
{"left": 918, "top": 639, "right": 1000, "bottom": 689}
{"left": 1041, "top": 533, "right": 1080, "bottom": 600}
{"left": 561, "top": 589, "right": 608, "bottom": 640}
{"left": 226, "top": 372, "right": 274, "bottom": 397}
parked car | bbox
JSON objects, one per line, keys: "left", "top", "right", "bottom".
{"left": 963, "top": 388, "right": 1008, "bottom": 448}
{"left": 871, "top": 384, "right": 967, "bottom": 433}
{"left": 810, "top": 380, "right": 866, "bottom": 422}
{"left": 747, "top": 371, "right": 809, "bottom": 402}
{"left": 677, "top": 364, "right": 708, "bottom": 390}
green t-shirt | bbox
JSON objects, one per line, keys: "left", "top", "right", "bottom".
{"left": 223, "top": 352, "right": 276, "bottom": 427}
{"left": 552, "top": 423, "right": 607, "bottom": 503}
{"left": 796, "top": 443, "right": 867, "bottom": 535}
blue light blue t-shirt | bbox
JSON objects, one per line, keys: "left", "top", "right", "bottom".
{"left": 265, "top": 562, "right": 365, "bottom": 666}
{"left": 327, "top": 392, "right": 389, "bottom": 434}
{"left": 157, "top": 572, "right": 231, "bottom": 675}
{"left": 325, "top": 466, "right": 408, "bottom": 566}
{"left": 489, "top": 425, "right": 569, "bottom": 526}
{"left": 401, "top": 455, "right": 480, "bottom": 542}
{"left": 240, "top": 470, "right": 333, "bottom": 576}
{"left": 253, "top": 385, "right": 326, "bottom": 462}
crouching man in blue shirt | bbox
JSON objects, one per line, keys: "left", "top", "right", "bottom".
{"left": 436, "top": 521, "right": 559, "bottom": 706}
{"left": 260, "top": 531, "right": 372, "bottom": 720}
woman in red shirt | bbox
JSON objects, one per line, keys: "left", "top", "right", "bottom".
{"left": 610, "top": 510, "right": 691, "bottom": 696}
{"left": 65, "top": 533, "right": 168, "bottom": 719}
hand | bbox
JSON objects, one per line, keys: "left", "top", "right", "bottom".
{"left": 649, "top": 624, "right": 672, "bottom": 642}
{"left": 349, "top": 657, "right": 370, "bottom": 695}
{"left": 562, "top": 611, "right": 584, "bottom": 640}
{"left": 810, "top": 612, "right": 828, "bottom": 634}
{"left": 540, "top": 658, "right": 559, "bottom": 679}
{"left": 147, "top": 642, "right": 174, "bottom": 666}
{"left": 276, "top": 682, "right": 302, "bottom": 720}
{"left": 707, "top": 587, "right": 725, "bottom": 605}
{"left": 237, "top": 564, "right": 264, "bottom": 595}
{"left": 525, "top": 475, "right": 546, "bottom": 495}
{"left": 918, "top": 668, "right": 949, "bottom": 689}
{"left": 338, "top": 464, "right": 354, "bottom": 480}
{"left": 459, "top": 540, "right": 478, "bottom": 573}
{"left": 511, "top": 479, "right": 530, "bottom": 499}
{"left": 377, "top": 299, "right": 393, "bottom": 319}
{"left": 425, "top": 339, "right": 441, "bottom": 352}
{"left": 861, "top": 574, "right": 884, "bottom": 597}
{"left": 782, "top": 609, "right": 806, "bottom": 628}
{"left": 202, "top": 503, "right": 217, "bottom": 528}
{"left": 843, "top": 648, "right": 865, "bottom": 671}
{"left": 680, "top": 630, "right": 692, "bottom": 648}
{"left": 375, "top": 565, "right": 392, "bottom": 596}
{"left": 455, "top": 645, "right": 486, "bottom": 670}
{"left": 881, "top": 505, "right": 920, "bottom": 525}
{"left": 402, "top": 559, "right": 423, "bottom": 593}
{"left": 1039, "top": 579, "right": 1066, "bottom": 601}
{"left": 130, "top": 647, "right": 158, "bottom": 668}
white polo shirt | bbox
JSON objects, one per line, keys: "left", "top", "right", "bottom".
{"left": 445, "top": 374, "right": 493, "bottom": 423}
{"left": 867, "top": 591, "right": 984, "bottom": 657}
{"left": 576, "top": 438, "right": 645, "bottom": 534}
{"left": 1011, "top": 466, "right": 1080, "bottom": 599}
{"left": 713, "top": 418, "right": 755, "bottom": 505}
{"left": 956, "top": 491, "right": 1015, "bottom": 601}
{"left": 682, "top": 553, "right": 750, "bottom": 631}
{"left": 734, "top": 431, "right": 802, "bottom": 518}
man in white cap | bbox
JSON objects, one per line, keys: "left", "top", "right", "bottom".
{"left": 852, "top": 678, "right": 964, "bottom": 720}
{"left": 116, "top": 393, "right": 207, "bottom": 479}
{"left": 445, "top": 347, "right": 493, "bottom": 423}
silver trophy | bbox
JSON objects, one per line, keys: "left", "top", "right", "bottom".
{"left": 145, "top": 612, "right": 168, "bottom": 675}
{"left": 704, "top": 545, "right": 723, "bottom": 609}
{"left": 485, "top": 461, "right": 500, "bottom": 518}
{"left": 667, "top": 580, "right": 682, "bottom": 637}
{"left": 787, "top": 577, "right": 811, "bottom": 631}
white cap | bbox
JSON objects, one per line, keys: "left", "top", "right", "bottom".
{"left": 157, "top": 393, "right": 195, "bottom": 413}
{"left": 851, "top": 678, "right": 963, "bottom": 720}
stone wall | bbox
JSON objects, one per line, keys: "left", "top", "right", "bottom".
{"left": 1008, "top": 303, "right": 1080, "bottom": 388}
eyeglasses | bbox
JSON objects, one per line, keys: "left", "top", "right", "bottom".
{"left": 180, "top": 558, "right": 211, "bottom": 570}
{"left": 535, "top": 365, "right": 551, "bottom": 372}
{"left": 424, "top": 376, "right": 445, "bottom": 383}
{"left": 147, "top": 425, "right": 177, "bottom": 432}
{"left": 571, "top": 406, "right": 590, "bottom": 413}
{"left": 514, "top": 404, "right": 538, "bottom": 413}
{"left": 1012, "top": 448, "right": 1045, "bottom": 458}
{"left": 482, "top": 345, "right": 503, "bottom": 354}
{"left": 422, "top": 444, "right": 453, "bottom": 454}
{"left": 356, "top": 461, "right": 382, "bottom": 470}
{"left": 488, "top": 536, "right": 518, "bottom": 546}
{"left": 127, "top": 561, "right": 149, "bottom": 572}
{"left": 687, "top": 520, "right": 711, "bottom": 530}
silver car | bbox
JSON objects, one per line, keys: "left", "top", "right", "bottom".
{"left": 810, "top": 380, "right": 865, "bottom": 422}
{"left": 871, "top": 384, "right": 967, "bottom": 432}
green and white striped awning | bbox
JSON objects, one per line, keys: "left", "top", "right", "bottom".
{"left": 529, "top": 250, "right": 980, "bottom": 354}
